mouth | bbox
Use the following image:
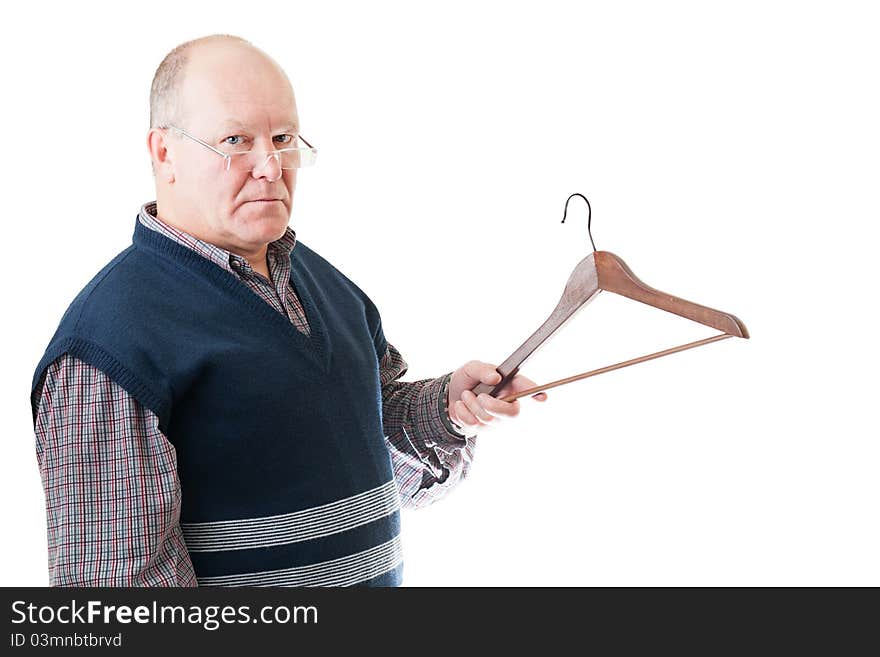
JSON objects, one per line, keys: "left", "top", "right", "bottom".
{"left": 248, "top": 199, "right": 282, "bottom": 203}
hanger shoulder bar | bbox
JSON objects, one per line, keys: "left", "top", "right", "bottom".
{"left": 595, "top": 251, "right": 749, "bottom": 338}
{"left": 472, "top": 254, "right": 601, "bottom": 398}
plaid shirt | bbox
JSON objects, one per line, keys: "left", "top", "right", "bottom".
{"left": 30, "top": 201, "right": 477, "bottom": 586}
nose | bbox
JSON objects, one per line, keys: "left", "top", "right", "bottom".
{"left": 252, "top": 152, "right": 283, "bottom": 182}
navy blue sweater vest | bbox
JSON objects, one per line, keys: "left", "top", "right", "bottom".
{"left": 31, "top": 217, "right": 403, "bottom": 586}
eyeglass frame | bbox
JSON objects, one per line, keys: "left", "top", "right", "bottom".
{"left": 159, "top": 124, "right": 317, "bottom": 172}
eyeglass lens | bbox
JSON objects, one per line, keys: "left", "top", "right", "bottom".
{"left": 225, "top": 148, "right": 317, "bottom": 171}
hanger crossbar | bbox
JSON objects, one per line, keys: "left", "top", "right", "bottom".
{"left": 496, "top": 333, "right": 732, "bottom": 402}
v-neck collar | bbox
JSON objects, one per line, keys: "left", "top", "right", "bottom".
{"left": 131, "top": 216, "right": 330, "bottom": 373}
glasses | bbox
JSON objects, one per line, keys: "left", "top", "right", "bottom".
{"left": 161, "top": 124, "right": 317, "bottom": 173}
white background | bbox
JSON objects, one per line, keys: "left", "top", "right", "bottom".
{"left": 2, "top": 0, "right": 878, "bottom": 586}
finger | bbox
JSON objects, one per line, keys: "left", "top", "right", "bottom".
{"left": 477, "top": 392, "right": 520, "bottom": 418}
{"left": 461, "top": 389, "right": 494, "bottom": 424}
{"left": 498, "top": 387, "right": 546, "bottom": 403}
{"left": 453, "top": 399, "right": 479, "bottom": 429}
{"left": 501, "top": 374, "right": 548, "bottom": 403}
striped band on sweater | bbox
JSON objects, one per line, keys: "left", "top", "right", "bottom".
{"left": 196, "top": 535, "right": 404, "bottom": 587}
{"left": 181, "top": 480, "right": 401, "bottom": 552}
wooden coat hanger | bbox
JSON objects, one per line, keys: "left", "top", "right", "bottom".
{"left": 471, "top": 193, "right": 750, "bottom": 402}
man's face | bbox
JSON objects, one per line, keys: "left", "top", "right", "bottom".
{"left": 161, "top": 45, "right": 300, "bottom": 255}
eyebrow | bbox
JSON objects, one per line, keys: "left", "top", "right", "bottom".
{"left": 217, "top": 120, "right": 299, "bottom": 134}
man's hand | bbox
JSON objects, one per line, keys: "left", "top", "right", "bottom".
{"left": 447, "top": 360, "right": 548, "bottom": 434}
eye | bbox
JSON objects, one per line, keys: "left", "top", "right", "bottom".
{"left": 223, "top": 135, "right": 247, "bottom": 146}
{"left": 274, "top": 134, "right": 294, "bottom": 145}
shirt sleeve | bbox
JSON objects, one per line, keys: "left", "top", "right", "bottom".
{"left": 378, "top": 342, "right": 479, "bottom": 510}
{"left": 31, "top": 353, "right": 197, "bottom": 586}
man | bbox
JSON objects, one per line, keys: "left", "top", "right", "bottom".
{"left": 29, "top": 34, "right": 547, "bottom": 587}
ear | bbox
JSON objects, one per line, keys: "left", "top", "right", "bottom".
{"left": 147, "top": 128, "right": 174, "bottom": 183}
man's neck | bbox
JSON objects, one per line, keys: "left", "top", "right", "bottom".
{"left": 251, "top": 255, "right": 270, "bottom": 279}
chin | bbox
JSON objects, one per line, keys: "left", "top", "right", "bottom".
{"left": 257, "top": 211, "right": 290, "bottom": 237}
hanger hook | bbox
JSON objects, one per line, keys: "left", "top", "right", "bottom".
{"left": 561, "top": 193, "right": 596, "bottom": 253}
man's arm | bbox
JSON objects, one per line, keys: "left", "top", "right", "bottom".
{"left": 32, "top": 354, "right": 196, "bottom": 586}
{"left": 379, "top": 343, "right": 478, "bottom": 510}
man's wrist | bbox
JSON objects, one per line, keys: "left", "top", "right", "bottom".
{"left": 439, "top": 372, "right": 469, "bottom": 439}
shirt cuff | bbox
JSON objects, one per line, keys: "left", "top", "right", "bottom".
{"left": 414, "top": 372, "right": 471, "bottom": 449}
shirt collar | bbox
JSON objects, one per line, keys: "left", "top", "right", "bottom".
{"left": 137, "top": 200, "right": 298, "bottom": 275}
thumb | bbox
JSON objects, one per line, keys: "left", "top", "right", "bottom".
{"left": 482, "top": 366, "right": 502, "bottom": 385}
{"left": 461, "top": 361, "right": 502, "bottom": 388}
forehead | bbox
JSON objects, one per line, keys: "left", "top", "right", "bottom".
{"left": 181, "top": 49, "right": 298, "bottom": 134}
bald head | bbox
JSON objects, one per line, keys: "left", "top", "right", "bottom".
{"left": 149, "top": 34, "right": 291, "bottom": 132}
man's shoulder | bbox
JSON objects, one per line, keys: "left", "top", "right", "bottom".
{"left": 55, "top": 240, "right": 199, "bottom": 340}
{"left": 32, "top": 244, "right": 170, "bottom": 411}
{"left": 56, "top": 245, "right": 143, "bottom": 328}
